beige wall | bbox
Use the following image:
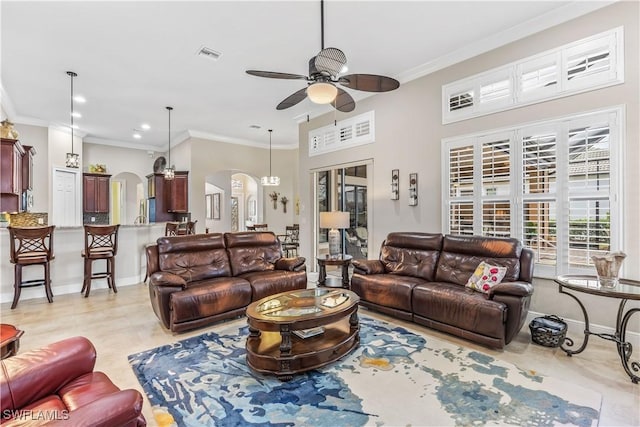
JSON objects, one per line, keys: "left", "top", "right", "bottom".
{"left": 299, "top": 2, "right": 639, "bottom": 331}
{"left": 188, "top": 137, "right": 299, "bottom": 235}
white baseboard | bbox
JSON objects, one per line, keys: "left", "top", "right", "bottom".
{"left": 0, "top": 274, "right": 144, "bottom": 305}
{"left": 527, "top": 310, "right": 640, "bottom": 349}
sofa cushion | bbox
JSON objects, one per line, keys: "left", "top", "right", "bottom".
{"left": 465, "top": 261, "right": 508, "bottom": 294}
{"left": 158, "top": 234, "right": 231, "bottom": 282}
{"left": 351, "top": 273, "right": 426, "bottom": 312}
{"left": 380, "top": 233, "right": 443, "bottom": 281}
{"left": 225, "top": 232, "right": 280, "bottom": 276}
{"left": 170, "top": 278, "right": 252, "bottom": 325}
{"left": 239, "top": 270, "right": 307, "bottom": 301}
{"left": 435, "top": 234, "right": 522, "bottom": 285}
{"left": 413, "top": 282, "right": 507, "bottom": 339}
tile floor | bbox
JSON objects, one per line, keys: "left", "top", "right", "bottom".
{"left": 1, "top": 283, "right": 638, "bottom": 426}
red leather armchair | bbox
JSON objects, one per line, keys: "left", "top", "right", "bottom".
{"left": 0, "top": 336, "right": 145, "bottom": 426}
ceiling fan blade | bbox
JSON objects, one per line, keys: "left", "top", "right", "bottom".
{"left": 332, "top": 88, "right": 355, "bottom": 113}
{"left": 276, "top": 87, "right": 308, "bottom": 110}
{"left": 246, "top": 70, "right": 309, "bottom": 80}
{"left": 314, "top": 47, "right": 347, "bottom": 76}
{"left": 338, "top": 74, "right": 400, "bottom": 92}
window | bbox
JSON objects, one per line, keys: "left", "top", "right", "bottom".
{"left": 442, "top": 108, "right": 622, "bottom": 277}
{"left": 309, "top": 111, "right": 375, "bottom": 156}
{"left": 442, "top": 27, "right": 624, "bottom": 123}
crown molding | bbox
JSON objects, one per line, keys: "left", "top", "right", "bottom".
{"left": 187, "top": 129, "right": 297, "bottom": 150}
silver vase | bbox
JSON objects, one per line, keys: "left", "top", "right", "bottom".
{"left": 591, "top": 251, "right": 626, "bottom": 288}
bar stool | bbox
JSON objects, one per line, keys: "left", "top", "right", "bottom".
{"left": 185, "top": 220, "right": 197, "bottom": 235}
{"left": 165, "top": 222, "right": 179, "bottom": 236}
{"left": 7, "top": 226, "right": 56, "bottom": 309}
{"left": 81, "top": 224, "right": 119, "bottom": 297}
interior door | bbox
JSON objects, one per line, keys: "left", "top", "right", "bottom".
{"left": 53, "top": 169, "right": 78, "bottom": 226}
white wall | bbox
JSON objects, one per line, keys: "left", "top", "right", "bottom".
{"left": 298, "top": 2, "right": 639, "bottom": 332}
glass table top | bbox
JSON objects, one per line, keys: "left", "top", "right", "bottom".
{"left": 555, "top": 275, "right": 640, "bottom": 299}
{"left": 255, "top": 288, "right": 353, "bottom": 318}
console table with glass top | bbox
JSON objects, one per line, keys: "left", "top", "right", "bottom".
{"left": 554, "top": 275, "right": 640, "bottom": 383}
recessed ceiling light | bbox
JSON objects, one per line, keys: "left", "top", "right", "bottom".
{"left": 71, "top": 112, "right": 82, "bottom": 118}
{"left": 141, "top": 123, "right": 150, "bottom": 131}
{"left": 197, "top": 46, "right": 222, "bottom": 61}
{"left": 74, "top": 95, "right": 86, "bottom": 103}
{"left": 133, "top": 133, "right": 142, "bottom": 139}
{"left": 249, "top": 124, "right": 261, "bottom": 129}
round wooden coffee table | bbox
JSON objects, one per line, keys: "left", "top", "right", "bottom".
{"left": 245, "top": 288, "right": 360, "bottom": 380}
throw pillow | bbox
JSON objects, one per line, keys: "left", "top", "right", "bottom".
{"left": 465, "top": 261, "right": 507, "bottom": 294}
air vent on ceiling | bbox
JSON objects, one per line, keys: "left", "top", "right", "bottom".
{"left": 197, "top": 46, "right": 222, "bottom": 61}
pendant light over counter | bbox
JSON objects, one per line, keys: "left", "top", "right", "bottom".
{"left": 164, "top": 106, "right": 175, "bottom": 180}
{"left": 65, "top": 71, "right": 80, "bottom": 168}
{"left": 261, "top": 129, "right": 280, "bottom": 186}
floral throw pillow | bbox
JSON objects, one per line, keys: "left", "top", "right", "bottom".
{"left": 465, "top": 261, "right": 507, "bottom": 294}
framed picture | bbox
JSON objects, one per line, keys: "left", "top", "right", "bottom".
{"left": 205, "top": 194, "right": 213, "bottom": 219}
{"left": 213, "top": 193, "right": 221, "bottom": 220}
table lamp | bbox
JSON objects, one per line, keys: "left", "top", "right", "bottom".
{"left": 320, "top": 211, "right": 350, "bottom": 257}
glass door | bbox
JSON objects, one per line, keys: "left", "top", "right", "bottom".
{"left": 314, "top": 162, "right": 370, "bottom": 262}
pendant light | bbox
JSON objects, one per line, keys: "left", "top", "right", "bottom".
{"left": 65, "top": 71, "right": 80, "bottom": 168}
{"left": 164, "top": 106, "right": 175, "bottom": 180}
{"left": 261, "top": 129, "right": 280, "bottom": 186}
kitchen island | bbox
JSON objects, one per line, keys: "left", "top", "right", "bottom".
{"left": 0, "top": 223, "right": 165, "bottom": 306}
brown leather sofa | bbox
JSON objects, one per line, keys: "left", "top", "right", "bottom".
{"left": 0, "top": 336, "right": 145, "bottom": 426}
{"left": 351, "top": 233, "right": 534, "bottom": 349}
{"left": 147, "top": 232, "right": 307, "bottom": 332}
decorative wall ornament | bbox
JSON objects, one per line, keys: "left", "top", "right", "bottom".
{"left": 409, "top": 173, "right": 418, "bottom": 206}
{"left": 269, "top": 191, "right": 280, "bottom": 209}
{"left": 391, "top": 169, "right": 399, "bottom": 200}
{"left": 280, "top": 196, "right": 289, "bottom": 213}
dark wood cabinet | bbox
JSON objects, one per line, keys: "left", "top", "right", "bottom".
{"left": 21, "top": 145, "right": 35, "bottom": 191}
{"left": 147, "top": 171, "right": 189, "bottom": 222}
{"left": 1, "top": 138, "right": 25, "bottom": 212}
{"left": 166, "top": 172, "right": 189, "bottom": 213}
{"left": 83, "top": 173, "right": 111, "bottom": 213}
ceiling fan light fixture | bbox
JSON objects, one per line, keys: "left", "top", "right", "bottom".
{"left": 307, "top": 82, "right": 338, "bottom": 104}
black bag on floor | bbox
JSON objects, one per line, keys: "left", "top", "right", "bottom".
{"left": 529, "top": 315, "right": 567, "bottom": 348}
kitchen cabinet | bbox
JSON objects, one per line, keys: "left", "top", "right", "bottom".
{"left": 21, "top": 145, "right": 36, "bottom": 191}
{"left": 83, "top": 173, "right": 111, "bottom": 213}
{"left": 1, "top": 138, "right": 25, "bottom": 212}
{"left": 166, "top": 172, "right": 189, "bottom": 213}
{"left": 147, "top": 171, "right": 189, "bottom": 222}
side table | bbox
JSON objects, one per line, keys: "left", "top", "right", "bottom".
{"left": 554, "top": 275, "right": 640, "bottom": 384}
{"left": 317, "top": 254, "right": 353, "bottom": 289}
{"left": 1, "top": 324, "right": 24, "bottom": 359}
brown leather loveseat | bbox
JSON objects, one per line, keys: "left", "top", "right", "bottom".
{"left": 147, "top": 232, "right": 307, "bottom": 332}
{"left": 0, "top": 336, "right": 146, "bottom": 426}
{"left": 351, "top": 233, "right": 534, "bottom": 349}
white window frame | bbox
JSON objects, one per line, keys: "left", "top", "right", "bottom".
{"left": 442, "top": 106, "right": 624, "bottom": 279}
{"left": 442, "top": 27, "right": 624, "bottom": 124}
{"left": 309, "top": 111, "right": 375, "bottom": 156}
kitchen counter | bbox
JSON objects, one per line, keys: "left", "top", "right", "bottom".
{"left": 0, "top": 223, "right": 165, "bottom": 305}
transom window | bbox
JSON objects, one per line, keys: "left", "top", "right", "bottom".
{"left": 442, "top": 27, "right": 624, "bottom": 124}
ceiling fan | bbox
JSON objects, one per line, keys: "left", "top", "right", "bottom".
{"left": 246, "top": 0, "right": 400, "bottom": 113}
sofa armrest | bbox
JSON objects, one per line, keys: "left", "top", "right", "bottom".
{"left": 275, "top": 257, "right": 306, "bottom": 272}
{"left": 352, "top": 259, "right": 385, "bottom": 275}
{"left": 1, "top": 337, "right": 96, "bottom": 412}
{"left": 487, "top": 281, "right": 533, "bottom": 299}
{"left": 50, "top": 389, "right": 145, "bottom": 427}
{"left": 149, "top": 271, "right": 187, "bottom": 289}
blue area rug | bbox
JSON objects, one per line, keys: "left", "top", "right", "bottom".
{"left": 129, "top": 315, "right": 601, "bottom": 427}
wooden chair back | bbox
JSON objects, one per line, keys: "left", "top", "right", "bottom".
{"left": 8, "top": 226, "right": 55, "bottom": 264}
{"left": 84, "top": 224, "right": 119, "bottom": 257}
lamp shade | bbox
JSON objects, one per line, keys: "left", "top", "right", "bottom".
{"left": 307, "top": 82, "right": 338, "bottom": 104}
{"left": 319, "top": 211, "right": 350, "bottom": 229}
